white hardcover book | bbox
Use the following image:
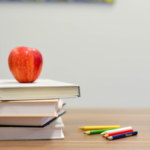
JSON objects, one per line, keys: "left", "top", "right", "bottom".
{"left": 0, "top": 104, "right": 66, "bottom": 127}
{"left": 0, "top": 79, "right": 80, "bottom": 100}
{"left": 0, "top": 99, "right": 64, "bottom": 117}
{"left": 0, "top": 117, "right": 64, "bottom": 140}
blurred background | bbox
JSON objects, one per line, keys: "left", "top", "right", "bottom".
{"left": 0, "top": 0, "right": 150, "bottom": 108}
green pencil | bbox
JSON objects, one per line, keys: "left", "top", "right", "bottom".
{"left": 84, "top": 128, "right": 120, "bottom": 135}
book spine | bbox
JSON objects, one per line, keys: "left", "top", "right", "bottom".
{"left": 78, "top": 86, "right": 81, "bottom": 97}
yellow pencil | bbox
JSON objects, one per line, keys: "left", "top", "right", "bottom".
{"left": 78, "top": 125, "right": 120, "bottom": 130}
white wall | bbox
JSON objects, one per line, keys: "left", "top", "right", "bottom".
{"left": 0, "top": 0, "right": 150, "bottom": 108}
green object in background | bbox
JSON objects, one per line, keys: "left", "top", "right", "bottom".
{"left": 84, "top": 128, "right": 119, "bottom": 135}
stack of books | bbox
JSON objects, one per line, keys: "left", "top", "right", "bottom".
{"left": 0, "top": 79, "right": 80, "bottom": 140}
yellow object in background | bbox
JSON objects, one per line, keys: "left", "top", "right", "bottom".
{"left": 104, "top": 0, "right": 114, "bottom": 3}
{"left": 78, "top": 125, "right": 120, "bottom": 130}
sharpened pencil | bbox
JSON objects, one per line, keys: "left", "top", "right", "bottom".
{"left": 84, "top": 128, "right": 119, "bottom": 135}
{"left": 107, "top": 131, "right": 138, "bottom": 140}
{"left": 78, "top": 125, "right": 120, "bottom": 130}
{"left": 103, "top": 129, "right": 133, "bottom": 138}
{"left": 101, "top": 126, "right": 132, "bottom": 135}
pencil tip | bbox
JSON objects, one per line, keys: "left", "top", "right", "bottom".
{"left": 78, "top": 127, "right": 84, "bottom": 129}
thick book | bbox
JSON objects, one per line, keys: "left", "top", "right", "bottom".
{"left": 0, "top": 79, "right": 80, "bottom": 100}
{"left": 0, "top": 117, "right": 64, "bottom": 140}
{"left": 0, "top": 103, "right": 66, "bottom": 127}
{"left": 0, "top": 99, "right": 64, "bottom": 117}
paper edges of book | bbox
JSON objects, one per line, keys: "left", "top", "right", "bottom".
{"left": 0, "top": 101, "right": 66, "bottom": 127}
{"left": 0, "top": 79, "right": 81, "bottom": 100}
{"left": 0, "top": 117, "right": 65, "bottom": 140}
{"left": 0, "top": 99, "right": 64, "bottom": 117}
{"left": 0, "top": 99, "right": 66, "bottom": 140}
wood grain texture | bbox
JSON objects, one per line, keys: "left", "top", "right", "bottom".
{"left": 0, "top": 108, "right": 150, "bottom": 150}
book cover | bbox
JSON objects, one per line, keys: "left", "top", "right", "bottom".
{"left": 0, "top": 79, "right": 80, "bottom": 100}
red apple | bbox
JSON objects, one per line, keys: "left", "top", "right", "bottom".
{"left": 8, "top": 46, "right": 43, "bottom": 83}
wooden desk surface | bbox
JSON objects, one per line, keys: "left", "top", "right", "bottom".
{"left": 0, "top": 108, "right": 150, "bottom": 150}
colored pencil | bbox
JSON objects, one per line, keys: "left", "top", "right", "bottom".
{"left": 103, "top": 129, "right": 133, "bottom": 138}
{"left": 101, "top": 126, "right": 132, "bottom": 135}
{"left": 78, "top": 125, "right": 120, "bottom": 130}
{"left": 106, "top": 131, "right": 138, "bottom": 140}
{"left": 84, "top": 128, "right": 119, "bottom": 135}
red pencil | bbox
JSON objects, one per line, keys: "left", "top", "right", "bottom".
{"left": 103, "top": 129, "right": 133, "bottom": 138}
